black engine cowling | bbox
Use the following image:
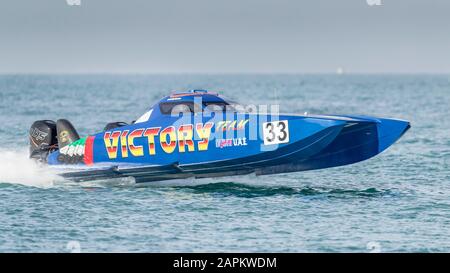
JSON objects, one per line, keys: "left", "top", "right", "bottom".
{"left": 56, "top": 119, "right": 80, "bottom": 148}
{"left": 29, "top": 119, "right": 128, "bottom": 163}
{"left": 29, "top": 120, "right": 58, "bottom": 162}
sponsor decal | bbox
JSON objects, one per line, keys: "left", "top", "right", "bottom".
{"left": 30, "top": 127, "right": 48, "bottom": 141}
{"left": 160, "top": 126, "right": 177, "bottom": 154}
{"left": 178, "top": 124, "right": 195, "bottom": 153}
{"left": 104, "top": 131, "right": 121, "bottom": 159}
{"left": 59, "top": 130, "right": 70, "bottom": 144}
{"left": 103, "top": 119, "right": 249, "bottom": 159}
{"left": 143, "top": 127, "right": 160, "bottom": 155}
{"left": 59, "top": 137, "right": 86, "bottom": 157}
{"left": 215, "top": 137, "right": 248, "bottom": 148}
{"left": 128, "top": 128, "right": 145, "bottom": 156}
{"left": 103, "top": 122, "right": 215, "bottom": 159}
{"left": 58, "top": 136, "right": 96, "bottom": 165}
{"left": 196, "top": 122, "right": 214, "bottom": 151}
{"left": 216, "top": 119, "right": 249, "bottom": 131}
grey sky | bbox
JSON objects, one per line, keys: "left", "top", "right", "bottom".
{"left": 0, "top": 0, "right": 449, "bottom": 73}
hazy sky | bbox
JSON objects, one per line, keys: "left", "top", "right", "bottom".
{"left": 0, "top": 0, "right": 449, "bottom": 73}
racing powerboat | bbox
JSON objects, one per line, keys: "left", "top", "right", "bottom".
{"left": 29, "top": 89, "right": 410, "bottom": 183}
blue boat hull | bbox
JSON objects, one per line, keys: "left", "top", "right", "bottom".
{"left": 257, "top": 116, "right": 410, "bottom": 175}
{"left": 53, "top": 114, "right": 410, "bottom": 183}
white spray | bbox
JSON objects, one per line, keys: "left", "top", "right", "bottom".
{"left": 0, "top": 149, "right": 59, "bottom": 188}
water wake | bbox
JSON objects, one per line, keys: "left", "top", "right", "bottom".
{"left": 0, "top": 149, "right": 58, "bottom": 188}
{"left": 174, "top": 182, "right": 393, "bottom": 198}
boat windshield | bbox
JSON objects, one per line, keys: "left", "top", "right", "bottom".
{"left": 160, "top": 102, "right": 200, "bottom": 115}
{"left": 203, "top": 102, "right": 236, "bottom": 112}
{"left": 135, "top": 109, "right": 153, "bottom": 123}
{"left": 159, "top": 101, "right": 243, "bottom": 115}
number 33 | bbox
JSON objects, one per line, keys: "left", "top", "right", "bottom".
{"left": 263, "top": 120, "right": 290, "bottom": 145}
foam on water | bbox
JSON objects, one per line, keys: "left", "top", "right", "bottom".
{"left": 0, "top": 149, "right": 58, "bottom": 188}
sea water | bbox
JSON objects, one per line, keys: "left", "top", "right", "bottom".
{"left": 0, "top": 74, "right": 449, "bottom": 252}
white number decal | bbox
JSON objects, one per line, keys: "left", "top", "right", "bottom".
{"left": 263, "top": 120, "right": 290, "bottom": 145}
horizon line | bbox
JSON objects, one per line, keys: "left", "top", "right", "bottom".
{"left": 0, "top": 72, "right": 449, "bottom": 76}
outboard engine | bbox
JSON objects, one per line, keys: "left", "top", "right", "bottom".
{"left": 29, "top": 119, "right": 82, "bottom": 163}
{"left": 56, "top": 119, "right": 80, "bottom": 148}
{"left": 54, "top": 119, "right": 83, "bottom": 164}
{"left": 29, "top": 120, "right": 58, "bottom": 162}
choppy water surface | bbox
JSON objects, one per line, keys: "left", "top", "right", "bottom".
{"left": 0, "top": 74, "right": 449, "bottom": 252}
